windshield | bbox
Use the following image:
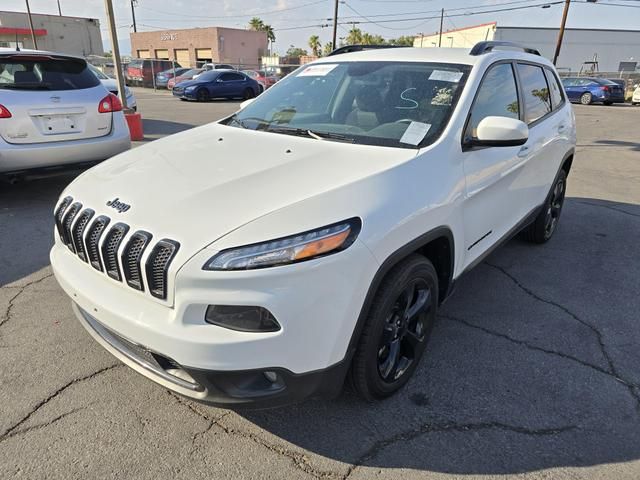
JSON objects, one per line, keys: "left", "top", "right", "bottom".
{"left": 0, "top": 55, "right": 100, "bottom": 90}
{"left": 183, "top": 69, "right": 202, "bottom": 77}
{"left": 224, "top": 61, "right": 470, "bottom": 148}
{"left": 197, "top": 71, "right": 219, "bottom": 81}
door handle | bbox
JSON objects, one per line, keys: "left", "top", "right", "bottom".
{"left": 557, "top": 124, "right": 567, "bottom": 134}
{"left": 517, "top": 146, "right": 530, "bottom": 158}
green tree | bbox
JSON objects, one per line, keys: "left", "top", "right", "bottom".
{"left": 248, "top": 17, "right": 264, "bottom": 31}
{"left": 346, "top": 27, "right": 363, "bottom": 45}
{"left": 389, "top": 35, "right": 415, "bottom": 46}
{"left": 322, "top": 41, "right": 333, "bottom": 56}
{"left": 286, "top": 47, "right": 309, "bottom": 58}
{"left": 308, "top": 35, "right": 321, "bottom": 56}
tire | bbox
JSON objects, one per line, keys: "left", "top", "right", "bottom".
{"left": 350, "top": 254, "right": 439, "bottom": 401}
{"left": 603, "top": 101, "right": 613, "bottom": 106}
{"left": 521, "top": 169, "right": 567, "bottom": 244}
{"left": 243, "top": 88, "right": 255, "bottom": 100}
{"left": 196, "top": 89, "right": 210, "bottom": 102}
{"left": 580, "top": 92, "right": 592, "bottom": 105}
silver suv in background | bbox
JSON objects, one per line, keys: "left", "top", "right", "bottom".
{"left": 0, "top": 50, "right": 131, "bottom": 177}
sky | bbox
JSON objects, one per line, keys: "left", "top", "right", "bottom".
{"left": 3, "top": 0, "right": 640, "bottom": 55}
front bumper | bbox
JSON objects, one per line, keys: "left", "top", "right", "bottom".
{"left": 51, "top": 233, "right": 378, "bottom": 407}
{"left": 0, "top": 114, "right": 131, "bottom": 174}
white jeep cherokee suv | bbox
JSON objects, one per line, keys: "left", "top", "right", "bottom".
{"left": 51, "top": 42, "right": 576, "bottom": 407}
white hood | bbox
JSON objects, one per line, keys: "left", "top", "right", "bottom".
{"left": 63, "top": 122, "right": 416, "bottom": 257}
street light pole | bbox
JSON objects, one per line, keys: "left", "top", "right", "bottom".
{"left": 25, "top": 0, "right": 38, "bottom": 49}
{"left": 438, "top": 8, "right": 444, "bottom": 47}
{"left": 57, "top": 0, "right": 62, "bottom": 16}
{"left": 331, "top": 0, "right": 339, "bottom": 49}
{"left": 103, "top": 0, "right": 128, "bottom": 109}
{"left": 553, "top": 0, "right": 571, "bottom": 65}
{"left": 131, "top": 0, "right": 137, "bottom": 33}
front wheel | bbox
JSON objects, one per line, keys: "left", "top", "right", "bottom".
{"left": 243, "top": 88, "right": 255, "bottom": 100}
{"left": 580, "top": 92, "right": 592, "bottom": 105}
{"left": 350, "top": 254, "right": 438, "bottom": 401}
{"left": 521, "top": 169, "right": 567, "bottom": 244}
{"left": 196, "top": 89, "right": 210, "bottom": 102}
{"left": 603, "top": 101, "right": 613, "bottom": 106}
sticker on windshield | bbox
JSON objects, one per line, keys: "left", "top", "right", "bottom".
{"left": 298, "top": 64, "right": 338, "bottom": 77}
{"left": 429, "top": 70, "right": 463, "bottom": 83}
{"left": 400, "top": 122, "right": 431, "bottom": 146}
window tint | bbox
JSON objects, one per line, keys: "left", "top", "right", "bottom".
{"left": 220, "top": 72, "right": 244, "bottom": 81}
{"left": 516, "top": 63, "right": 551, "bottom": 124}
{"left": 0, "top": 56, "right": 100, "bottom": 90}
{"left": 544, "top": 68, "right": 564, "bottom": 109}
{"left": 466, "top": 63, "right": 519, "bottom": 140}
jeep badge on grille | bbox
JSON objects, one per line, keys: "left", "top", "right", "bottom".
{"left": 106, "top": 198, "right": 131, "bottom": 213}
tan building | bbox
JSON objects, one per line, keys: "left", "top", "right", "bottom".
{"left": 0, "top": 10, "right": 103, "bottom": 55}
{"left": 414, "top": 22, "right": 497, "bottom": 49}
{"left": 130, "top": 27, "right": 268, "bottom": 69}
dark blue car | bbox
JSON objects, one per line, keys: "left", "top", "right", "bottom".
{"left": 562, "top": 77, "right": 625, "bottom": 105}
{"left": 172, "top": 70, "right": 262, "bottom": 102}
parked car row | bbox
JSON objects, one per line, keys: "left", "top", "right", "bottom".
{"left": 561, "top": 76, "right": 631, "bottom": 105}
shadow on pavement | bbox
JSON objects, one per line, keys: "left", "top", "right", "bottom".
{"left": 140, "top": 118, "right": 195, "bottom": 139}
{"left": 238, "top": 197, "right": 640, "bottom": 475}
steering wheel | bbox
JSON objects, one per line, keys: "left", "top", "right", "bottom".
{"left": 394, "top": 119, "right": 414, "bottom": 124}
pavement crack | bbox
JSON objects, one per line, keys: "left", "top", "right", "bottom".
{"left": 0, "top": 407, "right": 86, "bottom": 443}
{"left": 0, "top": 363, "right": 121, "bottom": 441}
{"left": 0, "top": 273, "right": 54, "bottom": 329}
{"left": 343, "top": 421, "right": 575, "bottom": 479}
{"left": 169, "top": 392, "right": 341, "bottom": 479}
{"left": 575, "top": 200, "right": 640, "bottom": 219}
{"left": 484, "top": 262, "right": 640, "bottom": 413}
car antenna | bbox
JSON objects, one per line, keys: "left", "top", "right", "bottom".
{"left": 15, "top": 32, "right": 21, "bottom": 51}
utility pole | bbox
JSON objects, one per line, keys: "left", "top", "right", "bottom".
{"left": 131, "top": 0, "right": 137, "bottom": 33}
{"left": 331, "top": 0, "right": 339, "bottom": 49}
{"left": 104, "top": 0, "right": 128, "bottom": 109}
{"left": 553, "top": 0, "right": 570, "bottom": 65}
{"left": 25, "top": 0, "right": 38, "bottom": 49}
{"left": 438, "top": 8, "right": 444, "bottom": 47}
{"left": 57, "top": 0, "right": 62, "bottom": 16}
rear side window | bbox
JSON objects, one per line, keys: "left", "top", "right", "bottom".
{"left": 544, "top": 68, "right": 564, "bottom": 109}
{"left": 465, "top": 63, "right": 519, "bottom": 140}
{"left": 220, "top": 72, "right": 245, "bottom": 81}
{"left": 0, "top": 56, "right": 100, "bottom": 91}
{"left": 516, "top": 63, "right": 551, "bottom": 124}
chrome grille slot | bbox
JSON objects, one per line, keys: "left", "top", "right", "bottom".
{"left": 54, "top": 196, "right": 73, "bottom": 242}
{"left": 86, "top": 216, "right": 110, "bottom": 271}
{"left": 122, "top": 231, "right": 152, "bottom": 291}
{"left": 72, "top": 209, "right": 95, "bottom": 262}
{"left": 101, "top": 223, "right": 129, "bottom": 281}
{"left": 145, "top": 240, "right": 180, "bottom": 300}
{"left": 62, "top": 202, "right": 82, "bottom": 252}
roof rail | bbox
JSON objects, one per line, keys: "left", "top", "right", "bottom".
{"left": 327, "top": 44, "right": 406, "bottom": 57}
{"left": 470, "top": 41, "right": 541, "bottom": 57}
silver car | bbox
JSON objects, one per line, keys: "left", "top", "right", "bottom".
{"left": 0, "top": 50, "right": 131, "bottom": 176}
{"left": 88, "top": 64, "right": 137, "bottom": 111}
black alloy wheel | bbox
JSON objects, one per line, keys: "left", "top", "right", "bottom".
{"left": 197, "top": 89, "right": 210, "bottom": 102}
{"left": 243, "top": 88, "right": 255, "bottom": 100}
{"left": 521, "top": 168, "right": 567, "bottom": 244}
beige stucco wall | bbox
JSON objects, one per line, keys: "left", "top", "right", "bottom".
{"left": 413, "top": 23, "right": 497, "bottom": 49}
{"left": 0, "top": 11, "right": 103, "bottom": 55}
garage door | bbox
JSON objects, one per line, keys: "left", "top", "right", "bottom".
{"left": 155, "top": 49, "right": 169, "bottom": 59}
{"left": 174, "top": 49, "right": 190, "bottom": 67}
{"left": 195, "top": 48, "right": 212, "bottom": 62}
{"left": 137, "top": 49, "right": 150, "bottom": 59}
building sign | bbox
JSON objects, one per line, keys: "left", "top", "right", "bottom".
{"left": 160, "top": 33, "right": 178, "bottom": 41}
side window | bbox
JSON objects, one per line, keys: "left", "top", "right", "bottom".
{"left": 465, "top": 63, "right": 519, "bottom": 141}
{"left": 218, "top": 73, "right": 234, "bottom": 82}
{"left": 516, "top": 63, "right": 551, "bottom": 124}
{"left": 544, "top": 68, "right": 564, "bottom": 109}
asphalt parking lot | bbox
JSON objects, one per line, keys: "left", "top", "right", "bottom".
{"left": 1, "top": 89, "right": 639, "bottom": 479}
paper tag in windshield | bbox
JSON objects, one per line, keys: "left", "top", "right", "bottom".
{"left": 400, "top": 122, "right": 431, "bottom": 146}
{"left": 298, "top": 64, "right": 338, "bottom": 77}
{"left": 429, "top": 70, "right": 463, "bottom": 83}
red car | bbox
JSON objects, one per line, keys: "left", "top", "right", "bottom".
{"left": 126, "top": 59, "right": 180, "bottom": 88}
{"left": 242, "top": 70, "right": 277, "bottom": 89}
{"left": 167, "top": 68, "right": 204, "bottom": 90}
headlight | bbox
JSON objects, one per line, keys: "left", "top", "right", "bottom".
{"left": 203, "top": 218, "right": 361, "bottom": 271}
{"left": 185, "top": 86, "right": 196, "bottom": 92}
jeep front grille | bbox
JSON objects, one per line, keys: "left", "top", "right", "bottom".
{"left": 146, "top": 240, "right": 180, "bottom": 300}
{"left": 122, "top": 231, "right": 152, "bottom": 291}
{"left": 54, "top": 198, "right": 180, "bottom": 301}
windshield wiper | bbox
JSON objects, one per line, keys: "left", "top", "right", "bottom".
{"left": 267, "top": 125, "right": 356, "bottom": 144}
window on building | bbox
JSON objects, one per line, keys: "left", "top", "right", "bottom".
{"left": 465, "top": 62, "right": 519, "bottom": 141}
{"left": 516, "top": 63, "right": 551, "bottom": 124}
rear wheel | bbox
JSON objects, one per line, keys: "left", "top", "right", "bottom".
{"left": 521, "top": 169, "right": 567, "bottom": 244}
{"left": 580, "top": 92, "right": 592, "bottom": 105}
{"left": 243, "top": 88, "right": 255, "bottom": 100}
{"left": 603, "top": 100, "right": 613, "bottom": 106}
{"left": 350, "top": 254, "right": 438, "bottom": 401}
{"left": 196, "top": 89, "right": 210, "bottom": 102}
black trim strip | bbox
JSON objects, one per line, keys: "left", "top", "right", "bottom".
{"left": 467, "top": 230, "right": 492, "bottom": 251}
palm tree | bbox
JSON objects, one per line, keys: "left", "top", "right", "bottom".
{"left": 248, "top": 17, "right": 264, "bottom": 31}
{"left": 263, "top": 24, "right": 275, "bottom": 43}
{"left": 308, "top": 35, "right": 321, "bottom": 57}
{"left": 322, "top": 41, "right": 333, "bottom": 56}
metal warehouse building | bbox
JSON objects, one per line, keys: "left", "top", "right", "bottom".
{"left": 130, "top": 27, "right": 268, "bottom": 69}
{"left": 0, "top": 10, "right": 103, "bottom": 56}
{"left": 414, "top": 22, "right": 640, "bottom": 72}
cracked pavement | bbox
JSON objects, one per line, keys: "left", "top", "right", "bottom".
{"left": 1, "top": 92, "right": 639, "bottom": 479}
